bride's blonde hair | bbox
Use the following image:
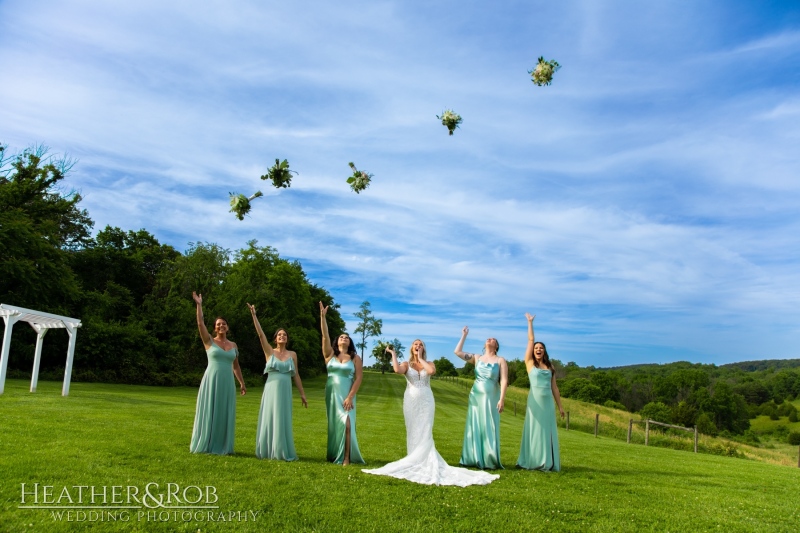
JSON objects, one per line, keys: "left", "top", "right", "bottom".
{"left": 409, "top": 339, "right": 427, "bottom": 366}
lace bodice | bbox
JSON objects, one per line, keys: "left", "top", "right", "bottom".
{"left": 362, "top": 363, "right": 499, "bottom": 486}
{"left": 405, "top": 367, "right": 431, "bottom": 388}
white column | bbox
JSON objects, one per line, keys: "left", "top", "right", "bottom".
{"left": 30, "top": 325, "right": 48, "bottom": 393}
{"left": 0, "top": 313, "right": 22, "bottom": 395}
{"left": 62, "top": 322, "right": 79, "bottom": 396}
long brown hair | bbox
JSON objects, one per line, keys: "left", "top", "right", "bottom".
{"left": 533, "top": 341, "right": 554, "bottom": 371}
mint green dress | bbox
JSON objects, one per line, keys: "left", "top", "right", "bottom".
{"left": 325, "top": 358, "right": 365, "bottom": 464}
{"left": 190, "top": 343, "right": 237, "bottom": 455}
{"left": 460, "top": 361, "right": 503, "bottom": 469}
{"left": 256, "top": 355, "right": 298, "bottom": 461}
{"left": 517, "top": 367, "right": 560, "bottom": 471}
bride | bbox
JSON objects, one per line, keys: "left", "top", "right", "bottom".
{"left": 362, "top": 340, "right": 499, "bottom": 486}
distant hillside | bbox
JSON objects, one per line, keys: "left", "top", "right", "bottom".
{"left": 719, "top": 359, "right": 800, "bottom": 372}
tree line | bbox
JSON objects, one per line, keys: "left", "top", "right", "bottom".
{"left": 451, "top": 356, "right": 800, "bottom": 438}
{"left": 1, "top": 144, "right": 348, "bottom": 385}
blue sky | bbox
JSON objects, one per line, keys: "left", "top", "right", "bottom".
{"left": 2, "top": 1, "right": 800, "bottom": 367}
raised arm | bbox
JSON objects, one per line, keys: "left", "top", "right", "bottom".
{"left": 232, "top": 347, "right": 247, "bottom": 396}
{"left": 386, "top": 345, "right": 408, "bottom": 374}
{"left": 524, "top": 312, "right": 536, "bottom": 371}
{"left": 291, "top": 352, "right": 308, "bottom": 408}
{"left": 193, "top": 291, "right": 212, "bottom": 349}
{"left": 453, "top": 326, "right": 475, "bottom": 362}
{"left": 247, "top": 303, "right": 274, "bottom": 361}
{"left": 497, "top": 357, "right": 508, "bottom": 413}
{"left": 343, "top": 355, "right": 363, "bottom": 411}
{"left": 319, "top": 302, "right": 334, "bottom": 362}
{"left": 551, "top": 373, "right": 565, "bottom": 418}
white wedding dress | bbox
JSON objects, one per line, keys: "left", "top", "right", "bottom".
{"left": 363, "top": 367, "right": 499, "bottom": 486}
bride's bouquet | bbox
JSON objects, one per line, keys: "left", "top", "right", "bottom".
{"left": 437, "top": 109, "right": 462, "bottom": 136}
{"left": 260, "top": 158, "right": 296, "bottom": 189}
{"left": 229, "top": 191, "right": 263, "bottom": 220}
{"left": 346, "top": 162, "right": 372, "bottom": 194}
{"left": 529, "top": 56, "right": 561, "bottom": 86}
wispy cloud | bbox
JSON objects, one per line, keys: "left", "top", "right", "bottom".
{"left": 2, "top": 0, "right": 799, "bottom": 366}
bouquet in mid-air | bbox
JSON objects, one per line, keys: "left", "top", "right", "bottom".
{"left": 261, "top": 158, "right": 296, "bottom": 189}
{"left": 346, "top": 162, "right": 373, "bottom": 194}
{"left": 229, "top": 191, "right": 263, "bottom": 220}
{"left": 529, "top": 56, "right": 561, "bottom": 86}
{"left": 437, "top": 109, "right": 462, "bottom": 136}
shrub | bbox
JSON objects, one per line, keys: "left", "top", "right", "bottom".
{"left": 639, "top": 401, "right": 672, "bottom": 424}
{"left": 790, "top": 411, "right": 798, "bottom": 423}
{"left": 788, "top": 432, "right": 800, "bottom": 446}
{"left": 604, "top": 400, "right": 627, "bottom": 411}
{"left": 696, "top": 412, "right": 718, "bottom": 436}
{"left": 513, "top": 375, "right": 530, "bottom": 389}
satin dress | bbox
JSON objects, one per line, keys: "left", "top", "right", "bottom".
{"left": 325, "top": 358, "right": 365, "bottom": 464}
{"left": 255, "top": 355, "right": 298, "bottom": 461}
{"left": 363, "top": 367, "right": 498, "bottom": 486}
{"left": 190, "top": 343, "right": 237, "bottom": 455}
{"left": 460, "top": 360, "right": 503, "bottom": 469}
{"left": 517, "top": 367, "right": 561, "bottom": 471}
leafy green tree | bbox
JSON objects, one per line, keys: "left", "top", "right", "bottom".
{"left": 434, "top": 357, "right": 457, "bottom": 377}
{"left": 590, "top": 371, "right": 621, "bottom": 402}
{"left": 671, "top": 401, "right": 698, "bottom": 427}
{"left": 0, "top": 145, "right": 92, "bottom": 313}
{"left": 695, "top": 412, "right": 718, "bottom": 436}
{"left": 639, "top": 401, "right": 672, "bottom": 424}
{"left": 460, "top": 360, "right": 475, "bottom": 379}
{"left": 710, "top": 382, "right": 750, "bottom": 434}
{"left": 371, "top": 338, "right": 405, "bottom": 374}
{"left": 353, "top": 301, "right": 382, "bottom": 361}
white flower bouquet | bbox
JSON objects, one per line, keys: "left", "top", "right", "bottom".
{"left": 436, "top": 109, "right": 462, "bottom": 135}
{"left": 346, "top": 162, "right": 372, "bottom": 194}
{"left": 529, "top": 57, "right": 561, "bottom": 86}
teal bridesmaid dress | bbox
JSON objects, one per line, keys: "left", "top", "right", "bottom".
{"left": 190, "top": 343, "right": 237, "bottom": 455}
{"left": 517, "top": 367, "right": 560, "bottom": 471}
{"left": 325, "top": 358, "right": 365, "bottom": 464}
{"left": 256, "top": 355, "right": 298, "bottom": 461}
{"left": 460, "top": 361, "right": 503, "bottom": 469}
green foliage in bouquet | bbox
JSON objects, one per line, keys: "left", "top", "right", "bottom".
{"left": 260, "top": 159, "right": 296, "bottom": 189}
{"left": 529, "top": 56, "right": 561, "bottom": 86}
{"left": 346, "top": 162, "right": 372, "bottom": 194}
{"left": 229, "top": 191, "right": 263, "bottom": 220}
{"left": 436, "top": 109, "right": 462, "bottom": 135}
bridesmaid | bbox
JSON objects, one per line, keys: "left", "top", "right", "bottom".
{"left": 517, "top": 312, "right": 565, "bottom": 471}
{"left": 454, "top": 326, "right": 507, "bottom": 470}
{"left": 249, "top": 304, "right": 307, "bottom": 461}
{"left": 190, "top": 291, "right": 247, "bottom": 455}
{"left": 319, "top": 302, "right": 365, "bottom": 465}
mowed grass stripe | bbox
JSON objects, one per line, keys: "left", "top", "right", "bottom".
{"left": 1, "top": 377, "right": 798, "bottom": 533}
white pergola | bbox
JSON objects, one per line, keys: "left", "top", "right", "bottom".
{"left": 0, "top": 304, "right": 81, "bottom": 396}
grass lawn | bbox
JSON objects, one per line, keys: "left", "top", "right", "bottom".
{"left": 1, "top": 374, "right": 798, "bottom": 532}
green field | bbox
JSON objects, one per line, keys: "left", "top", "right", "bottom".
{"left": 1, "top": 374, "right": 798, "bottom": 532}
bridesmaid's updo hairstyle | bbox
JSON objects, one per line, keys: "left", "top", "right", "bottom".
{"left": 534, "top": 341, "right": 554, "bottom": 371}
{"left": 332, "top": 334, "right": 358, "bottom": 358}
{"left": 482, "top": 338, "right": 500, "bottom": 354}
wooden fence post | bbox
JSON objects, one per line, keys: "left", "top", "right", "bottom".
{"left": 645, "top": 419, "right": 650, "bottom": 446}
{"left": 594, "top": 413, "right": 599, "bottom": 437}
{"left": 694, "top": 425, "right": 698, "bottom": 453}
{"left": 627, "top": 419, "right": 633, "bottom": 444}
{"left": 566, "top": 411, "right": 570, "bottom": 431}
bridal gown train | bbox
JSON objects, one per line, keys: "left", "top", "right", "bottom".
{"left": 363, "top": 367, "right": 499, "bottom": 486}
